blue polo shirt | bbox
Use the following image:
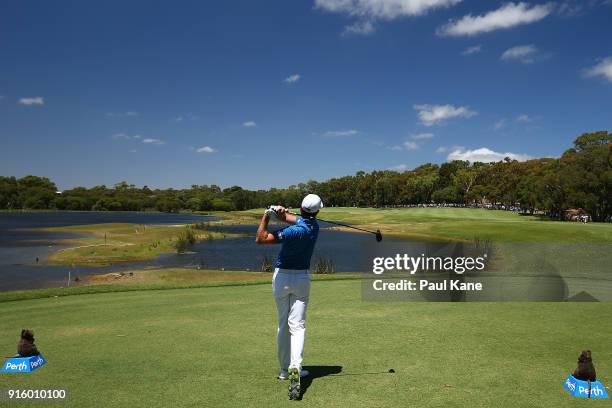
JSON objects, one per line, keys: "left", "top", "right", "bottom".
{"left": 273, "top": 216, "right": 319, "bottom": 270}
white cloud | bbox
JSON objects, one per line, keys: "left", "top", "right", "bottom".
{"left": 315, "top": 0, "right": 462, "bottom": 20}
{"left": 494, "top": 119, "right": 507, "bottom": 130}
{"left": 171, "top": 114, "right": 197, "bottom": 122}
{"left": 516, "top": 113, "right": 533, "bottom": 123}
{"left": 411, "top": 132, "right": 434, "bottom": 140}
{"left": 242, "top": 121, "right": 257, "bottom": 128}
{"left": 584, "top": 57, "right": 612, "bottom": 83}
{"left": 284, "top": 74, "right": 301, "bottom": 84}
{"left": 501, "top": 44, "right": 538, "bottom": 63}
{"left": 106, "top": 111, "right": 139, "bottom": 118}
{"left": 196, "top": 146, "right": 217, "bottom": 153}
{"left": 437, "top": 2, "right": 553, "bottom": 37}
{"left": 414, "top": 104, "right": 477, "bottom": 126}
{"left": 403, "top": 141, "right": 419, "bottom": 150}
{"left": 557, "top": 0, "right": 612, "bottom": 17}
{"left": 389, "top": 164, "right": 408, "bottom": 171}
{"left": 324, "top": 129, "right": 359, "bottom": 137}
{"left": 436, "top": 145, "right": 465, "bottom": 153}
{"left": 112, "top": 133, "right": 142, "bottom": 140}
{"left": 447, "top": 147, "right": 532, "bottom": 162}
{"left": 436, "top": 145, "right": 464, "bottom": 153}
{"left": 557, "top": 1, "right": 584, "bottom": 16}
{"left": 142, "top": 138, "right": 165, "bottom": 145}
{"left": 342, "top": 20, "right": 376, "bottom": 36}
{"left": 19, "top": 96, "right": 44, "bottom": 105}
{"left": 461, "top": 44, "right": 482, "bottom": 55}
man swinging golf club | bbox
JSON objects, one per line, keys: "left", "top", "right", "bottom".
{"left": 255, "top": 193, "right": 323, "bottom": 400}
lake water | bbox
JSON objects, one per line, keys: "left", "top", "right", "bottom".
{"left": 0, "top": 212, "right": 418, "bottom": 291}
{"left": 0, "top": 212, "right": 214, "bottom": 291}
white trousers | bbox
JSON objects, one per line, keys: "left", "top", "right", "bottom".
{"left": 272, "top": 268, "right": 310, "bottom": 371}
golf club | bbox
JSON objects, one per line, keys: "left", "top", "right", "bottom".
{"left": 285, "top": 210, "right": 383, "bottom": 242}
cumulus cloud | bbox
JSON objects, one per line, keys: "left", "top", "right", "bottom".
{"left": 315, "top": 0, "right": 462, "bottom": 19}
{"left": 414, "top": 104, "right": 477, "bottom": 126}
{"left": 106, "top": 111, "right": 139, "bottom": 118}
{"left": 437, "top": 2, "right": 553, "bottom": 37}
{"left": 447, "top": 147, "right": 532, "bottom": 162}
{"left": 461, "top": 44, "right": 482, "bottom": 55}
{"left": 584, "top": 57, "right": 612, "bottom": 83}
{"left": 342, "top": 20, "right": 376, "bottom": 36}
{"left": 196, "top": 146, "right": 217, "bottom": 153}
{"left": 501, "top": 44, "right": 539, "bottom": 63}
{"left": 242, "top": 121, "right": 257, "bottom": 128}
{"left": 142, "top": 138, "right": 165, "bottom": 145}
{"left": 284, "top": 74, "right": 301, "bottom": 84}
{"left": 324, "top": 129, "right": 359, "bottom": 137}
{"left": 19, "top": 96, "right": 44, "bottom": 105}
{"left": 411, "top": 132, "right": 434, "bottom": 140}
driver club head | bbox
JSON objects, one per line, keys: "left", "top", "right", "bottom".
{"left": 375, "top": 230, "right": 383, "bottom": 242}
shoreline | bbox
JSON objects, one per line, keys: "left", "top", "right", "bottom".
{"left": 36, "top": 222, "right": 238, "bottom": 266}
{"left": 0, "top": 269, "right": 361, "bottom": 303}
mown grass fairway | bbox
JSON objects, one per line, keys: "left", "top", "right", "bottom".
{"left": 1, "top": 279, "right": 610, "bottom": 407}
{"left": 239, "top": 207, "right": 612, "bottom": 242}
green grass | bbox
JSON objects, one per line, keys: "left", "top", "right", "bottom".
{"left": 0, "top": 270, "right": 360, "bottom": 303}
{"left": 37, "top": 208, "right": 611, "bottom": 269}
{"left": 1, "top": 279, "right": 610, "bottom": 407}
{"left": 42, "top": 223, "right": 230, "bottom": 266}
{"left": 239, "top": 207, "right": 612, "bottom": 242}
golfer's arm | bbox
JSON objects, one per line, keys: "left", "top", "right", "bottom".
{"left": 255, "top": 215, "right": 277, "bottom": 244}
{"left": 283, "top": 213, "right": 297, "bottom": 224}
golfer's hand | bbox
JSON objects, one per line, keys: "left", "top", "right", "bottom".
{"left": 275, "top": 206, "right": 288, "bottom": 221}
{"left": 264, "top": 207, "right": 277, "bottom": 220}
{"left": 265, "top": 205, "right": 287, "bottom": 221}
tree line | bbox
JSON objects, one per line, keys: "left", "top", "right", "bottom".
{"left": 1, "top": 131, "right": 610, "bottom": 221}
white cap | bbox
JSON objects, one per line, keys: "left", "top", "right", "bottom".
{"left": 301, "top": 194, "right": 323, "bottom": 214}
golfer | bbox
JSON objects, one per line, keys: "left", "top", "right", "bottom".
{"left": 255, "top": 194, "right": 323, "bottom": 386}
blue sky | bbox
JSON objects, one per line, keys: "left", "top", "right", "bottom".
{"left": 1, "top": 0, "right": 611, "bottom": 190}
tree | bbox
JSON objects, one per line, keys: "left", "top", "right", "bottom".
{"left": 0, "top": 176, "right": 19, "bottom": 209}
{"left": 18, "top": 175, "right": 57, "bottom": 209}
{"left": 1, "top": 132, "right": 610, "bottom": 221}
{"left": 561, "top": 131, "right": 612, "bottom": 221}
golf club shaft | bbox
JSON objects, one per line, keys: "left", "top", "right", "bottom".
{"left": 288, "top": 211, "right": 378, "bottom": 236}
